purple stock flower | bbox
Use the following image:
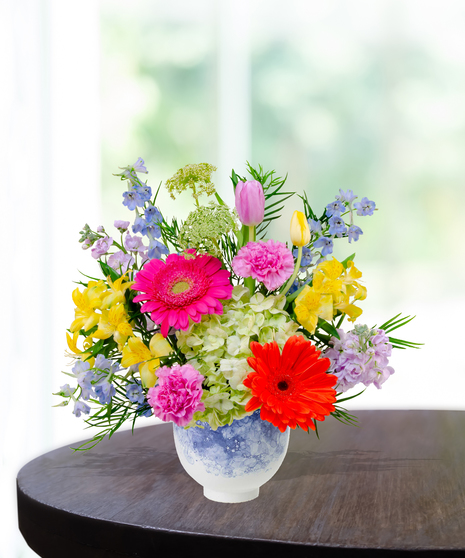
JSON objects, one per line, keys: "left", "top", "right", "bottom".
{"left": 124, "top": 233, "right": 146, "bottom": 253}
{"left": 114, "top": 220, "right": 130, "bottom": 232}
{"left": 313, "top": 237, "right": 333, "bottom": 257}
{"left": 91, "top": 236, "right": 113, "bottom": 259}
{"left": 325, "top": 200, "right": 346, "bottom": 217}
{"left": 108, "top": 251, "right": 134, "bottom": 273}
{"left": 328, "top": 215, "right": 347, "bottom": 237}
{"left": 235, "top": 180, "right": 265, "bottom": 226}
{"left": 354, "top": 197, "right": 376, "bottom": 216}
{"left": 122, "top": 190, "right": 144, "bottom": 211}
{"left": 348, "top": 225, "right": 363, "bottom": 243}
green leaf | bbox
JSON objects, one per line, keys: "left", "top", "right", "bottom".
{"left": 98, "top": 260, "right": 120, "bottom": 282}
{"left": 340, "top": 253, "right": 356, "bottom": 269}
{"left": 317, "top": 318, "right": 340, "bottom": 339}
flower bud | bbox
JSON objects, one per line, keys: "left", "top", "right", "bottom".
{"left": 235, "top": 180, "right": 265, "bottom": 226}
{"left": 290, "top": 210, "right": 310, "bottom": 246}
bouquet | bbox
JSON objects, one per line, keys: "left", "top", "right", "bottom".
{"left": 55, "top": 159, "right": 420, "bottom": 450}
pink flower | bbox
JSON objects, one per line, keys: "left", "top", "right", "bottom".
{"left": 131, "top": 252, "right": 233, "bottom": 337}
{"left": 232, "top": 240, "right": 294, "bottom": 291}
{"left": 91, "top": 236, "right": 113, "bottom": 259}
{"left": 114, "top": 220, "right": 130, "bottom": 232}
{"left": 147, "top": 364, "right": 205, "bottom": 426}
{"left": 124, "top": 233, "right": 146, "bottom": 254}
{"left": 235, "top": 180, "right": 265, "bottom": 226}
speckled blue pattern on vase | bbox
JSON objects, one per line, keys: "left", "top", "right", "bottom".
{"left": 173, "top": 410, "right": 289, "bottom": 478}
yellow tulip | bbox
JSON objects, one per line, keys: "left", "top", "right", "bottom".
{"left": 290, "top": 210, "right": 310, "bottom": 247}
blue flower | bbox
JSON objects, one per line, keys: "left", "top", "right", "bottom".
{"left": 328, "top": 215, "right": 347, "bottom": 237}
{"left": 137, "top": 404, "right": 152, "bottom": 418}
{"left": 94, "top": 378, "right": 116, "bottom": 405}
{"left": 133, "top": 157, "right": 148, "bottom": 174}
{"left": 148, "top": 238, "right": 169, "bottom": 259}
{"left": 142, "top": 221, "right": 161, "bottom": 239}
{"left": 73, "top": 400, "right": 91, "bottom": 418}
{"left": 144, "top": 204, "right": 162, "bottom": 223}
{"left": 122, "top": 190, "right": 144, "bottom": 211}
{"left": 308, "top": 218, "right": 322, "bottom": 234}
{"left": 126, "top": 382, "right": 145, "bottom": 405}
{"left": 325, "top": 200, "right": 346, "bottom": 217}
{"left": 313, "top": 236, "right": 333, "bottom": 257}
{"left": 293, "top": 246, "right": 313, "bottom": 271}
{"left": 287, "top": 279, "right": 300, "bottom": 295}
{"left": 134, "top": 183, "right": 152, "bottom": 202}
{"left": 132, "top": 216, "right": 146, "bottom": 234}
{"left": 348, "top": 225, "right": 363, "bottom": 243}
{"left": 337, "top": 189, "right": 357, "bottom": 203}
{"left": 353, "top": 197, "right": 376, "bottom": 216}
{"left": 94, "top": 354, "right": 112, "bottom": 371}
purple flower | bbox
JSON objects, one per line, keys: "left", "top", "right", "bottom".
{"left": 73, "top": 400, "right": 91, "bottom": 418}
{"left": 313, "top": 237, "right": 333, "bottom": 257}
{"left": 348, "top": 225, "right": 363, "bottom": 243}
{"left": 91, "top": 236, "right": 113, "bottom": 259}
{"left": 122, "top": 190, "right": 144, "bottom": 211}
{"left": 354, "top": 197, "right": 376, "bottom": 216}
{"left": 114, "top": 220, "right": 130, "bottom": 232}
{"left": 108, "top": 251, "right": 134, "bottom": 273}
{"left": 325, "top": 200, "right": 346, "bottom": 217}
{"left": 232, "top": 240, "right": 295, "bottom": 291}
{"left": 308, "top": 218, "right": 322, "bottom": 234}
{"left": 96, "top": 225, "right": 105, "bottom": 233}
{"left": 133, "top": 157, "right": 148, "bottom": 173}
{"left": 124, "top": 233, "right": 146, "bottom": 253}
{"left": 337, "top": 189, "right": 357, "bottom": 203}
{"left": 328, "top": 215, "right": 347, "bottom": 237}
{"left": 235, "top": 180, "right": 265, "bottom": 226}
{"left": 132, "top": 216, "right": 146, "bottom": 234}
{"left": 147, "top": 364, "right": 205, "bottom": 427}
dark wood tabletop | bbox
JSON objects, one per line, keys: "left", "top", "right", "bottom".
{"left": 17, "top": 410, "right": 465, "bottom": 557}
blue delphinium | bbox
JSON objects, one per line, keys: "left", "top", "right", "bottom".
{"left": 348, "top": 225, "right": 363, "bottom": 243}
{"left": 308, "top": 218, "right": 322, "bottom": 235}
{"left": 293, "top": 246, "right": 313, "bottom": 272}
{"left": 337, "top": 189, "right": 357, "bottom": 204}
{"left": 132, "top": 216, "right": 146, "bottom": 234}
{"left": 126, "top": 382, "right": 145, "bottom": 405}
{"left": 325, "top": 200, "right": 345, "bottom": 217}
{"left": 94, "top": 378, "right": 116, "bottom": 405}
{"left": 137, "top": 404, "right": 153, "bottom": 418}
{"left": 314, "top": 237, "right": 333, "bottom": 257}
{"left": 144, "top": 204, "right": 162, "bottom": 223}
{"left": 148, "top": 237, "right": 169, "bottom": 259}
{"left": 134, "top": 183, "right": 152, "bottom": 202}
{"left": 73, "top": 400, "right": 91, "bottom": 418}
{"left": 328, "top": 215, "right": 347, "bottom": 237}
{"left": 354, "top": 197, "right": 376, "bottom": 216}
{"left": 122, "top": 190, "right": 144, "bottom": 211}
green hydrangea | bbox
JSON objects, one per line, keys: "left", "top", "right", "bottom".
{"left": 176, "top": 286, "right": 301, "bottom": 429}
{"left": 165, "top": 163, "right": 217, "bottom": 201}
{"left": 177, "top": 203, "right": 239, "bottom": 257}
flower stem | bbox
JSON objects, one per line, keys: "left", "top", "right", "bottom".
{"left": 244, "top": 226, "right": 256, "bottom": 296}
{"left": 282, "top": 246, "right": 302, "bottom": 296}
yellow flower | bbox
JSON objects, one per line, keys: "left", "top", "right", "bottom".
{"left": 92, "top": 304, "right": 133, "bottom": 349}
{"left": 100, "top": 274, "right": 134, "bottom": 309}
{"left": 290, "top": 210, "right": 310, "bottom": 247}
{"left": 65, "top": 331, "right": 95, "bottom": 367}
{"left": 295, "top": 286, "right": 333, "bottom": 333}
{"left": 121, "top": 334, "right": 172, "bottom": 387}
{"left": 70, "top": 280, "right": 106, "bottom": 333}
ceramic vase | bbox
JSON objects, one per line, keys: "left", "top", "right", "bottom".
{"left": 173, "top": 410, "right": 290, "bottom": 503}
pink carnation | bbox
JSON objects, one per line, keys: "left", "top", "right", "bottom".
{"left": 147, "top": 364, "right": 205, "bottom": 426}
{"left": 232, "top": 240, "right": 294, "bottom": 291}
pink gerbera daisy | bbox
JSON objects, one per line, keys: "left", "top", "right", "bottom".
{"left": 131, "top": 252, "right": 233, "bottom": 337}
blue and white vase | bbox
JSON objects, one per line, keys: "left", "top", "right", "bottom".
{"left": 173, "top": 410, "right": 290, "bottom": 503}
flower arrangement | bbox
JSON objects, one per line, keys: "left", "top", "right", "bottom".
{"left": 55, "top": 159, "right": 421, "bottom": 449}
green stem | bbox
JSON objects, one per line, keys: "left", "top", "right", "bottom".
{"left": 244, "top": 225, "right": 256, "bottom": 296}
{"left": 282, "top": 246, "right": 302, "bottom": 296}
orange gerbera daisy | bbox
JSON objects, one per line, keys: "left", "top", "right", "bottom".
{"left": 243, "top": 335, "right": 337, "bottom": 432}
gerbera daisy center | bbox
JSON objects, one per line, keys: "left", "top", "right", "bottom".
{"left": 277, "top": 380, "right": 289, "bottom": 391}
{"left": 172, "top": 281, "right": 191, "bottom": 294}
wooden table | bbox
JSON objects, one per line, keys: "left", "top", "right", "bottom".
{"left": 17, "top": 410, "right": 465, "bottom": 557}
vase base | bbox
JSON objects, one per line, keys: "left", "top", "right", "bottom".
{"left": 203, "top": 487, "right": 259, "bottom": 503}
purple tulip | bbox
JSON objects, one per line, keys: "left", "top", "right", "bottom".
{"left": 235, "top": 180, "right": 265, "bottom": 226}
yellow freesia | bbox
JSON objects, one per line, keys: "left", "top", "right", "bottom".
{"left": 69, "top": 280, "right": 106, "bottom": 333}
{"left": 290, "top": 210, "right": 310, "bottom": 247}
{"left": 121, "top": 334, "right": 172, "bottom": 388}
{"left": 100, "top": 274, "right": 135, "bottom": 309}
{"left": 65, "top": 331, "right": 95, "bottom": 367}
{"left": 294, "top": 286, "right": 333, "bottom": 333}
{"left": 92, "top": 304, "right": 133, "bottom": 349}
